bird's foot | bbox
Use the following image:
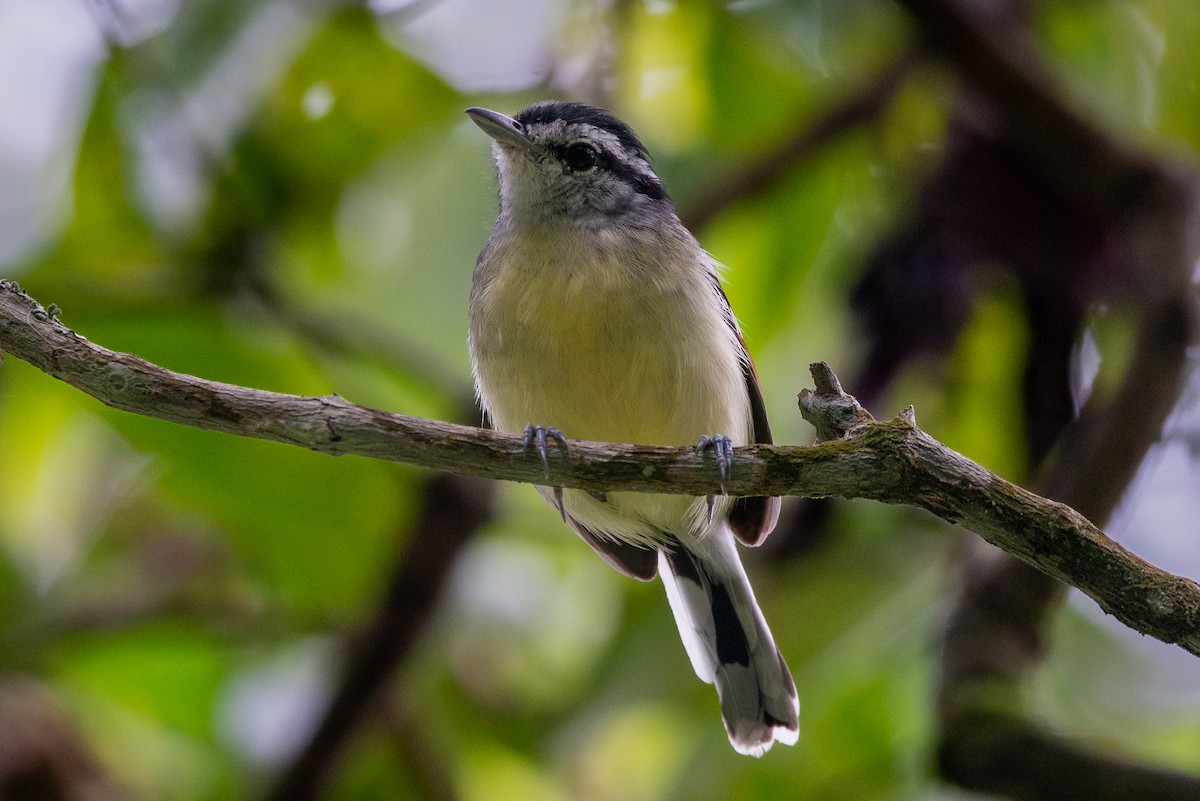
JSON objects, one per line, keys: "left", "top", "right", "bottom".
{"left": 522, "top": 424, "right": 569, "bottom": 477}
{"left": 696, "top": 434, "right": 734, "bottom": 521}
{"left": 522, "top": 424, "right": 569, "bottom": 518}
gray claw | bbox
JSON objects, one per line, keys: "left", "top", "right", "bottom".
{"left": 522, "top": 424, "right": 569, "bottom": 479}
{"left": 696, "top": 434, "right": 733, "bottom": 496}
{"left": 553, "top": 486, "right": 566, "bottom": 522}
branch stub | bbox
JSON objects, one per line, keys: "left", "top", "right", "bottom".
{"left": 798, "top": 361, "right": 876, "bottom": 442}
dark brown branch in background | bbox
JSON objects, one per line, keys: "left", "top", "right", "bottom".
{"left": 381, "top": 696, "right": 464, "bottom": 801}
{"left": 896, "top": 0, "right": 1160, "bottom": 219}
{"left": 939, "top": 711, "right": 1200, "bottom": 801}
{"left": 892, "top": 0, "right": 1200, "bottom": 798}
{"left": 265, "top": 471, "right": 493, "bottom": 801}
{"left": 238, "top": 286, "right": 486, "bottom": 798}
{"left": 680, "top": 47, "right": 921, "bottom": 233}
{"left": 0, "top": 679, "right": 129, "bottom": 801}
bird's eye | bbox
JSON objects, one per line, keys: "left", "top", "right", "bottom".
{"left": 563, "top": 143, "right": 598, "bottom": 172}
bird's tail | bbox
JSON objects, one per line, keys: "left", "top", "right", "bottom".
{"left": 659, "top": 527, "right": 799, "bottom": 756}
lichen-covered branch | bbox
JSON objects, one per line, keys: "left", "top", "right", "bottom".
{"left": 2, "top": 280, "right": 1199, "bottom": 657}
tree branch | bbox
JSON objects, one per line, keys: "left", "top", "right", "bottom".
{"left": 2, "top": 281, "right": 1199, "bottom": 657}
{"left": 7, "top": 281, "right": 1200, "bottom": 661}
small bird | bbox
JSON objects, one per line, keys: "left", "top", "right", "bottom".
{"left": 466, "top": 101, "right": 798, "bottom": 755}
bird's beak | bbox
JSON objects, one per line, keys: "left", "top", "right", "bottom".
{"left": 465, "top": 107, "right": 535, "bottom": 151}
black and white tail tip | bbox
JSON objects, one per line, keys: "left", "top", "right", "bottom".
{"left": 658, "top": 532, "right": 799, "bottom": 756}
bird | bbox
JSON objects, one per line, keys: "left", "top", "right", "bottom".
{"left": 465, "top": 100, "right": 798, "bottom": 756}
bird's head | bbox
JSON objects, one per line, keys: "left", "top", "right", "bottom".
{"left": 466, "top": 101, "right": 672, "bottom": 225}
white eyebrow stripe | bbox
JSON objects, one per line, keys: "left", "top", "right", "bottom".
{"left": 561, "top": 122, "right": 657, "bottom": 182}
{"left": 532, "top": 120, "right": 659, "bottom": 184}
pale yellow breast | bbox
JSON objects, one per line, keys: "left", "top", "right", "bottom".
{"left": 470, "top": 227, "right": 750, "bottom": 448}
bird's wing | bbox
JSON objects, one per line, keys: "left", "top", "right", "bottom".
{"left": 710, "top": 275, "right": 781, "bottom": 547}
{"left": 564, "top": 511, "right": 659, "bottom": 580}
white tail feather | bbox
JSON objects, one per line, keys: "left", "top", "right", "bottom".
{"left": 658, "top": 525, "right": 799, "bottom": 756}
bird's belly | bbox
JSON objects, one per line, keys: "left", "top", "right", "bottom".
{"left": 473, "top": 273, "right": 744, "bottom": 446}
{"left": 469, "top": 237, "right": 751, "bottom": 540}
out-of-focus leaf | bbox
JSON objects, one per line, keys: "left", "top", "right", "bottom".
{"left": 704, "top": 142, "right": 858, "bottom": 345}
{"left": 618, "top": 3, "right": 713, "bottom": 150}
{"left": 51, "top": 68, "right": 168, "bottom": 289}
{"left": 937, "top": 285, "right": 1030, "bottom": 482}
{"left": 257, "top": 10, "right": 457, "bottom": 192}
{"left": 460, "top": 743, "right": 567, "bottom": 801}
{"left": 52, "top": 622, "right": 226, "bottom": 737}
{"left": 565, "top": 703, "right": 694, "bottom": 801}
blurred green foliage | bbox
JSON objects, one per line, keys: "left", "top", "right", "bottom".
{"left": 2, "top": 1, "right": 1199, "bottom": 799}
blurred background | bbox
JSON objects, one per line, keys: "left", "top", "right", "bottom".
{"left": 1, "top": 0, "right": 1199, "bottom": 799}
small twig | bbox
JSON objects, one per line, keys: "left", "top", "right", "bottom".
{"left": 797, "top": 361, "right": 876, "bottom": 441}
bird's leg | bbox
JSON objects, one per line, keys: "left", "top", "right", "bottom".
{"left": 696, "top": 434, "right": 734, "bottom": 521}
{"left": 522, "top": 424, "right": 570, "bottom": 519}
